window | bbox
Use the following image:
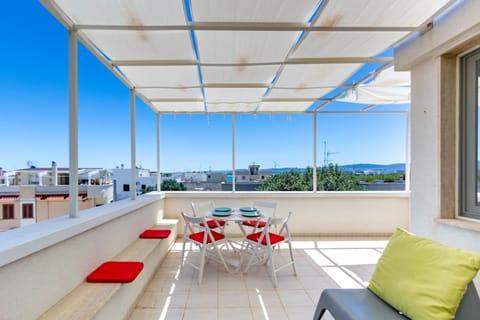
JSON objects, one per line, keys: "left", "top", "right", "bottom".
{"left": 22, "top": 203, "right": 34, "bottom": 219}
{"left": 58, "top": 173, "right": 69, "bottom": 185}
{"left": 123, "top": 184, "right": 130, "bottom": 192}
{"left": 460, "top": 48, "right": 480, "bottom": 219}
{"left": 2, "top": 204, "right": 14, "bottom": 219}
{"left": 28, "top": 174, "right": 39, "bottom": 185}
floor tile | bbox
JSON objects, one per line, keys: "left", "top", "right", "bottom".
{"left": 219, "top": 307, "right": 253, "bottom": 320}
{"left": 128, "top": 237, "right": 387, "bottom": 320}
{"left": 183, "top": 307, "right": 218, "bottom": 320}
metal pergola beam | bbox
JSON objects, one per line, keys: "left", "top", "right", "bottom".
{"left": 111, "top": 57, "right": 393, "bottom": 67}
{"left": 75, "top": 24, "right": 417, "bottom": 32}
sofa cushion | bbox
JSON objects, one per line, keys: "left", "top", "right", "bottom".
{"left": 368, "top": 228, "right": 480, "bottom": 320}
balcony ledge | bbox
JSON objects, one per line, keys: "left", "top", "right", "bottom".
{"left": 0, "top": 193, "right": 164, "bottom": 268}
{"left": 163, "top": 190, "right": 410, "bottom": 199}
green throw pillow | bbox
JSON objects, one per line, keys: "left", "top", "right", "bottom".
{"left": 368, "top": 227, "right": 480, "bottom": 320}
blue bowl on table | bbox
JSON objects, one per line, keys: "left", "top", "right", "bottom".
{"left": 213, "top": 207, "right": 231, "bottom": 217}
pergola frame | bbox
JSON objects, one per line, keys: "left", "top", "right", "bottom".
{"left": 46, "top": 0, "right": 447, "bottom": 216}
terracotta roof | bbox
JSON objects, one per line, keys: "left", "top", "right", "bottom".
{"left": 36, "top": 193, "right": 88, "bottom": 200}
{"left": 0, "top": 195, "right": 19, "bottom": 201}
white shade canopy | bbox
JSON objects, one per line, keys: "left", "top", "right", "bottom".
{"left": 41, "top": 0, "right": 456, "bottom": 114}
{"left": 339, "top": 67, "right": 411, "bottom": 105}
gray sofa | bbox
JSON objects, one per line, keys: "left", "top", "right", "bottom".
{"left": 313, "top": 281, "right": 480, "bottom": 320}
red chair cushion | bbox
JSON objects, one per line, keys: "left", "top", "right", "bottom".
{"left": 139, "top": 229, "right": 171, "bottom": 239}
{"left": 189, "top": 230, "right": 225, "bottom": 243}
{"left": 86, "top": 261, "right": 144, "bottom": 283}
{"left": 247, "top": 232, "right": 285, "bottom": 246}
{"left": 242, "top": 220, "right": 267, "bottom": 228}
{"left": 200, "top": 219, "right": 226, "bottom": 228}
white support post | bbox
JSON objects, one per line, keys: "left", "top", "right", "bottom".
{"left": 313, "top": 113, "right": 317, "bottom": 192}
{"left": 130, "top": 89, "right": 137, "bottom": 200}
{"left": 156, "top": 112, "right": 161, "bottom": 191}
{"left": 68, "top": 29, "right": 79, "bottom": 218}
{"left": 405, "top": 110, "right": 411, "bottom": 192}
{"left": 232, "top": 114, "right": 236, "bottom": 193}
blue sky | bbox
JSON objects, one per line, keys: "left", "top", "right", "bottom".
{"left": 0, "top": 1, "right": 407, "bottom": 173}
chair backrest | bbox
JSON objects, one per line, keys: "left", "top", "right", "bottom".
{"left": 257, "top": 212, "right": 292, "bottom": 245}
{"left": 253, "top": 201, "right": 277, "bottom": 218}
{"left": 181, "top": 212, "right": 207, "bottom": 237}
{"left": 191, "top": 200, "right": 215, "bottom": 217}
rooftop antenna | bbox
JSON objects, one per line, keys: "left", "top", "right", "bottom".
{"left": 323, "top": 142, "right": 339, "bottom": 166}
{"left": 27, "top": 160, "right": 37, "bottom": 168}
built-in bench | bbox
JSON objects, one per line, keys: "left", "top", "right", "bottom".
{"left": 39, "top": 219, "right": 178, "bottom": 320}
{"left": 313, "top": 281, "right": 480, "bottom": 320}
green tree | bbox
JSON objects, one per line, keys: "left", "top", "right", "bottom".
{"left": 317, "top": 164, "right": 361, "bottom": 191}
{"left": 258, "top": 164, "right": 360, "bottom": 191}
{"left": 258, "top": 170, "right": 311, "bottom": 191}
{"left": 161, "top": 179, "right": 186, "bottom": 191}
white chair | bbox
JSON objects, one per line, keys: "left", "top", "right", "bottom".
{"left": 241, "top": 201, "right": 277, "bottom": 233}
{"left": 179, "top": 212, "right": 230, "bottom": 285}
{"left": 191, "top": 200, "right": 227, "bottom": 231}
{"left": 240, "top": 212, "right": 296, "bottom": 287}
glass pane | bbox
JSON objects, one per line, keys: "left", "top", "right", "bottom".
{"left": 160, "top": 114, "right": 231, "bottom": 191}
{"left": 476, "top": 60, "right": 480, "bottom": 204}
{"left": 235, "top": 114, "right": 313, "bottom": 192}
{"left": 316, "top": 114, "right": 407, "bottom": 191}
{"left": 459, "top": 48, "right": 480, "bottom": 218}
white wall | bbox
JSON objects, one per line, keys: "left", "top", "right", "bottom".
{"left": 408, "top": 58, "right": 442, "bottom": 237}
{"left": 0, "top": 193, "right": 165, "bottom": 319}
{"left": 163, "top": 192, "right": 409, "bottom": 236}
{"left": 396, "top": 0, "right": 480, "bottom": 254}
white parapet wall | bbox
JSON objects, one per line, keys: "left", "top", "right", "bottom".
{"left": 0, "top": 191, "right": 409, "bottom": 319}
{"left": 0, "top": 193, "right": 166, "bottom": 320}
{"left": 164, "top": 191, "right": 410, "bottom": 236}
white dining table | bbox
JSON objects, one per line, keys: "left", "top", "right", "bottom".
{"left": 204, "top": 207, "right": 265, "bottom": 271}
{"left": 205, "top": 207, "right": 265, "bottom": 235}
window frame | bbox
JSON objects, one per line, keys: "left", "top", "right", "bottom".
{"left": 2, "top": 204, "right": 15, "bottom": 220}
{"left": 459, "top": 47, "right": 480, "bottom": 219}
{"left": 22, "top": 203, "right": 34, "bottom": 219}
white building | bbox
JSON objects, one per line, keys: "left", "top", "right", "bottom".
{"left": 0, "top": 162, "right": 113, "bottom": 231}
{"left": 110, "top": 167, "right": 158, "bottom": 201}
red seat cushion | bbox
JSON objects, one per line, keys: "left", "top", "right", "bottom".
{"left": 242, "top": 220, "right": 267, "bottom": 228}
{"left": 139, "top": 229, "right": 171, "bottom": 239}
{"left": 200, "top": 219, "right": 226, "bottom": 228}
{"left": 189, "top": 230, "right": 225, "bottom": 243}
{"left": 247, "top": 232, "right": 285, "bottom": 245}
{"left": 86, "top": 261, "right": 144, "bottom": 283}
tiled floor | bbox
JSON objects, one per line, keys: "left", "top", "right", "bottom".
{"left": 129, "top": 237, "right": 388, "bottom": 320}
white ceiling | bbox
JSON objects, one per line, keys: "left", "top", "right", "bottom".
{"left": 42, "top": 0, "right": 456, "bottom": 114}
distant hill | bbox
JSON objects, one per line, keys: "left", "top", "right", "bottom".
{"left": 340, "top": 163, "right": 405, "bottom": 173}
{"left": 209, "top": 163, "right": 405, "bottom": 175}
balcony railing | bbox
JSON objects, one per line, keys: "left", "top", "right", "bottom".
{"left": 0, "top": 191, "right": 408, "bottom": 319}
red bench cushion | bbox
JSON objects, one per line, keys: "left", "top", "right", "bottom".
{"left": 139, "top": 229, "right": 171, "bottom": 239}
{"left": 86, "top": 261, "right": 144, "bottom": 283}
